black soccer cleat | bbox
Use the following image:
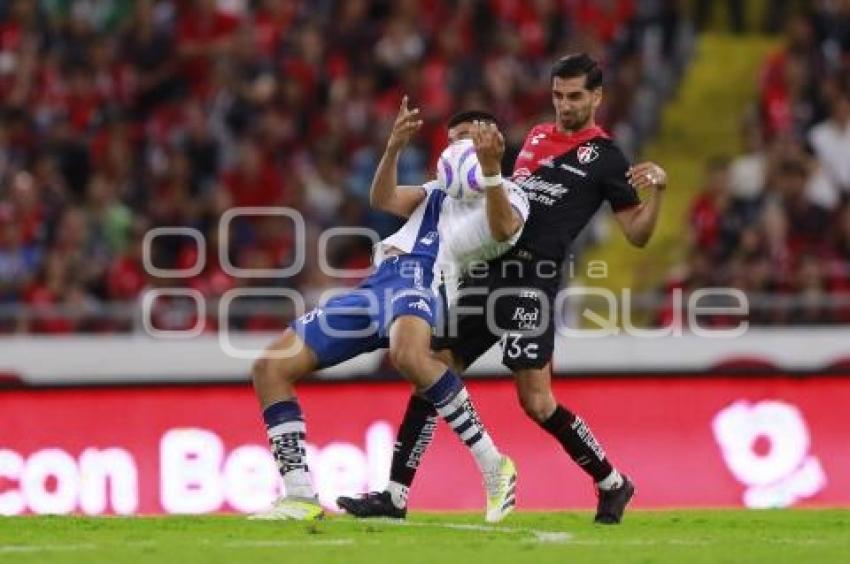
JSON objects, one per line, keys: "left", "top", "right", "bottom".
{"left": 336, "top": 491, "right": 407, "bottom": 519}
{"left": 594, "top": 476, "right": 635, "bottom": 525}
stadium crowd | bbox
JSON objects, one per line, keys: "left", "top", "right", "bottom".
{"left": 0, "top": 0, "right": 688, "bottom": 334}
{"left": 659, "top": 3, "right": 850, "bottom": 326}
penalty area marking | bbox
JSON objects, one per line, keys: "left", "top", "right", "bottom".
{"left": 371, "top": 519, "right": 572, "bottom": 544}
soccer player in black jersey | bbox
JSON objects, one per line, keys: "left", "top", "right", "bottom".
{"left": 338, "top": 53, "right": 668, "bottom": 524}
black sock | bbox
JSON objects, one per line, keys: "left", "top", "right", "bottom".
{"left": 388, "top": 394, "right": 439, "bottom": 488}
{"left": 540, "top": 404, "right": 613, "bottom": 482}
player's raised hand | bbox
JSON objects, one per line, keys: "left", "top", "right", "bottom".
{"left": 472, "top": 121, "right": 505, "bottom": 176}
{"left": 627, "top": 161, "right": 667, "bottom": 191}
{"left": 387, "top": 95, "right": 423, "bottom": 151}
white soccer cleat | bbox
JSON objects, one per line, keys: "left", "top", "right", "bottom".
{"left": 484, "top": 456, "right": 518, "bottom": 523}
{"left": 248, "top": 496, "right": 324, "bottom": 521}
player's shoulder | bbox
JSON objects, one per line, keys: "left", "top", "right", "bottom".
{"left": 587, "top": 135, "right": 623, "bottom": 154}
{"left": 528, "top": 122, "right": 553, "bottom": 135}
{"left": 587, "top": 137, "right": 629, "bottom": 172}
{"left": 522, "top": 122, "right": 556, "bottom": 141}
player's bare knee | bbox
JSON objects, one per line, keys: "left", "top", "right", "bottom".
{"left": 389, "top": 346, "right": 424, "bottom": 377}
{"left": 433, "top": 348, "right": 465, "bottom": 373}
{"left": 252, "top": 349, "right": 304, "bottom": 387}
{"left": 251, "top": 357, "right": 268, "bottom": 385}
{"left": 518, "top": 389, "right": 554, "bottom": 423}
{"left": 252, "top": 355, "right": 288, "bottom": 386}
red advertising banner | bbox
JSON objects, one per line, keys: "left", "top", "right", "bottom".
{"left": 1, "top": 376, "right": 848, "bottom": 515}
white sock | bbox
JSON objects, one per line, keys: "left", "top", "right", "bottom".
{"left": 283, "top": 469, "right": 315, "bottom": 499}
{"left": 597, "top": 469, "right": 624, "bottom": 491}
{"left": 434, "top": 387, "right": 502, "bottom": 474}
{"left": 386, "top": 480, "right": 409, "bottom": 509}
{"left": 268, "top": 420, "right": 316, "bottom": 499}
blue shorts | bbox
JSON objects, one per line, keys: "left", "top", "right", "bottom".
{"left": 291, "top": 255, "right": 438, "bottom": 369}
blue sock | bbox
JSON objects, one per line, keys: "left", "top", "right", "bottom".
{"left": 421, "top": 370, "right": 464, "bottom": 408}
{"left": 263, "top": 399, "right": 303, "bottom": 430}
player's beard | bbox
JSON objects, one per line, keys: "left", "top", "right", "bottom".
{"left": 559, "top": 106, "right": 591, "bottom": 132}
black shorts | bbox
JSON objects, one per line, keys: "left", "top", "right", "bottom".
{"left": 433, "top": 248, "right": 560, "bottom": 371}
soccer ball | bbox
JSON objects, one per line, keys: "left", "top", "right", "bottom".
{"left": 436, "top": 139, "right": 486, "bottom": 200}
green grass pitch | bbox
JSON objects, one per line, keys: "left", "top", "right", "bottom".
{"left": 2, "top": 510, "right": 849, "bottom": 564}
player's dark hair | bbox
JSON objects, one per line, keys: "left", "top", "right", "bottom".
{"left": 550, "top": 53, "right": 603, "bottom": 90}
{"left": 447, "top": 110, "right": 499, "bottom": 129}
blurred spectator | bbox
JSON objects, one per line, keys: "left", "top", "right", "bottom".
{"left": 790, "top": 253, "right": 831, "bottom": 324}
{"left": 729, "top": 115, "right": 767, "bottom": 199}
{"left": 759, "top": 14, "right": 822, "bottom": 141}
{"left": 176, "top": 0, "right": 239, "bottom": 99}
{"left": 121, "top": 0, "right": 179, "bottom": 116}
{"left": 773, "top": 157, "right": 831, "bottom": 256}
{"left": 86, "top": 174, "right": 132, "bottom": 255}
{"left": 222, "top": 139, "right": 284, "bottom": 208}
{"left": 688, "top": 156, "right": 756, "bottom": 262}
{"left": 808, "top": 82, "right": 850, "bottom": 207}
{"left": 0, "top": 203, "right": 40, "bottom": 304}
{"left": 106, "top": 218, "right": 147, "bottom": 302}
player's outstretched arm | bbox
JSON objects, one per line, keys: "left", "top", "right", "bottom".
{"left": 370, "top": 95, "right": 427, "bottom": 218}
{"left": 614, "top": 161, "right": 667, "bottom": 248}
{"left": 473, "top": 121, "right": 523, "bottom": 242}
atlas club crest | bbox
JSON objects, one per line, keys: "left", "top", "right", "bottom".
{"left": 576, "top": 144, "right": 599, "bottom": 164}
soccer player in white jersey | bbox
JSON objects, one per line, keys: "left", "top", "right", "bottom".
{"left": 250, "top": 97, "right": 528, "bottom": 522}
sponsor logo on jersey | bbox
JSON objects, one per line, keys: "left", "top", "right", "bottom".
{"left": 513, "top": 167, "right": 532, "bottom": 180}
{"left": 512, "top": 307, "right": 539, "bottom": 330}
{"left": 576, "top": 143, "right": 599, "bottom": 164}
{"left": 408, "top": 298, "right": 432, "bottom": 315}
{"left": 559, "top": 163, "right": 588, "bottom": 177}
{"left": 529, "top": 133, "right": 546, "bottom": 146}
{"left": 519, "top": 150, "right": 534, "bottom": 160}
{"left": 516, "top": 174, "right": 570, "bottom": 206}
{"left": 418, "top": 230, "right": 438, "bottom": 246}
{"left": 299, "top": 309, "right": 324, "bottom": 324}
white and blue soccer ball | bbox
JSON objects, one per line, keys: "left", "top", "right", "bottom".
{"left": 436, "top": 139, "right": 486, "bottom": 200}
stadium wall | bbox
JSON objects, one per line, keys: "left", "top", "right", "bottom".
{"left": 0, "top": 376, "right": 847, "bottom": 515}
{"left": 2, "top": 328, "right": 850, "bottom": 384}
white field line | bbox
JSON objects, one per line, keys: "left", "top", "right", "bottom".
{"left": 366, "top": 520, "right": 843, "bottom": 547}
{"left": 372, "top": 519, "right": 572, "bottom": 543}
{"left": 537, "top": 538, "right": 841, "bottom": 547}
{"left": 0, "top": 543, "right": 97, "bottom": 553}
{"left": 0, "top": 538, "right": 354, "bottom": 554}
{"left": 125, "top": 539, "right": 357, "bottom": 549}
{"left": 564, "top": 539, "right": 712, "bottom": 547}
{"left": 222, "top": 539, "right": 355, "bottom": 548}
